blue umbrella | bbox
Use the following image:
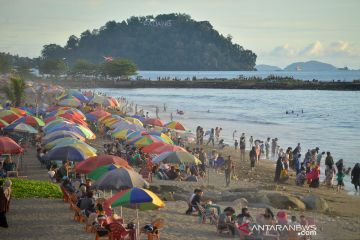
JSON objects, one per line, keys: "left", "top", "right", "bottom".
{"left": 45, "top": 145, "right": 92, "bottom": 162}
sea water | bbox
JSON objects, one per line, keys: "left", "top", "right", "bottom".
{"left": 93, "top": 88, "right": 360, "bottom": 192}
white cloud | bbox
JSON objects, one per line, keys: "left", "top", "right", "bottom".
{"left": 270, "top": 43, "right": 297, "bottom": 57}
{"left": 300, "top": 40, "right": 324, "bottom": 57}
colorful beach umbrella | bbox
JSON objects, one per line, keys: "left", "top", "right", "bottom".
{"left": 87, "top": 164, "right": 119, "bottom": 181}
{"left": 165, "top": 121, "right": 186, "bottom": 131}
{"left": 0, "top": 110, "right": 21, "bottom": 123}
{"left": 42, "top": 130, "right": 85, "bottom": 144}
{"left": 142, "top": 142, "right": 186, "bottom": 154}
{"left": 124, "top": 117, "right": 143, "bottom": 126}
{"left": 0, "top": 136, "right": 23, "bottom": 154}
{"left": 93, "top": 168, "right": 148, "bottom": 190}
{"left": 0, "top": 119, "right": 9, "bottom": 128}
{"left": 45, "top": 145, "right": 96, "bottom": 162}
{"left": 75, "top": 155, "right": 131, "bottom": 174}
{"left": 44, "top": 137, "right": 85, "bottom": 149}
{"left": 88, "top": 109, "right": 111, "bottom": 119}
{"left": 111, "top": 129, "right": 135, "bottom": 140}
{"left": 13, "top": 115, "right": 45, "bottom": 127}
{"left": 144, "top": 118, "right": 164, "bottom": 127}
{"left": 10, "top": 107, "right": 27, "bottom": 116}
{"left": 4, "top": 122, "right": 38, "bottom": 134}
{"left": 58, "top": 97, "right": 82, "bottom": 107}
{"left": 153, "top": 151, "right": 201, "bottom": 164}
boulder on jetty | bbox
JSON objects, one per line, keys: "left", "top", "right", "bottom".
{"left": 301, "top": 195, "right": 329, "bottom": 212}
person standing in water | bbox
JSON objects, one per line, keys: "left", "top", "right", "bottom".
{"left": 351, "top": 163, "right": 360, "bottom": 192}
{"left": 249, "top": 136, "right": 254, "bottom": 149}
{"left": 232, "top": 130, "right": 237, "bottom": 140}
{"left": 271, "top": 138, "right": 278, "bottom": 158}
{"left": 155, "top": 106, "right": 159, "bottom": 119}
{"left": 265, "top": 138, "right": 271, "bottom": 159}
{"left": 170, "top": 112, "right": 173, "bottom": 121}
{"left": 163, "top": 103, "right": 167, "bottom": 112}
{"left": 240, "top": 133, "right": 246, "bottom": 161}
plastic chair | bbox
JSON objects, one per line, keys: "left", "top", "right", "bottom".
{"left": 109, "top": 222, "right": 134, "bottom": 240}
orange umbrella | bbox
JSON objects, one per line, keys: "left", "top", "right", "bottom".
{"left": 0, "top": 136, "right": 23, "bottom": 154}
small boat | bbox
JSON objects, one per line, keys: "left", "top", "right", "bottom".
{"left": 176, "top": 110, "right": 184, "bottom": 115}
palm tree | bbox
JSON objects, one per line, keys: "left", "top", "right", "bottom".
{"left": 1, "top": 76, "right": 26, "bottom": 106}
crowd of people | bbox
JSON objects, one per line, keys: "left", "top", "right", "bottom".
{"left": 185, "top": 188, "right": 316, "bottom": 239}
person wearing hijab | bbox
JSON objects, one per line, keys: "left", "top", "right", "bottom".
{"left": 351, "top": 163, "right": 360, "bottom": 192}
{"left": 0, "top": 180, "right": 12, "bottom": 228}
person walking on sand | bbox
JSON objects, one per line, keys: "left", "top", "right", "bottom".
{"left": 234, "top": 140, "right": 239, "bottom": 151}
{"left": 249, "top": 147, "right": 256, "bottom": 171}
{"left": 240, "top": 133, "right": 246, "bottom": 161}
{"left": 206, "top": 128, "right": 215, "bottom": 147}
{"left": 0, "top": 180, "right": 12, "bottom": 228}
{"left": 271, "top": 138, "right": 278, "bottom": 158}
{"left": 225, "top": 156, "right": 234, "bottom": 187}
{"left": 249, "top": 136, "right": 254, "bottom": 149}
{"left": 265, "top": 138, "right": 271, "bottom": 159}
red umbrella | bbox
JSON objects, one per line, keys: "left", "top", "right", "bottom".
{"left": 58, "top": 113, "right": 88, "bottom": 126}
{"left": 75, "top": 155, "right": 132, "bottom": 174}
{"left": 144, "top": 118, "right": 164, "bottom": 127}
{"left": 142, "top": 142, "right": 186, "bottom": 154}
{"left": 0, "top": 111, "right": 21, "bottom": 124}
{"left": 0, "top": 137, "right": 23, "bottom": 154}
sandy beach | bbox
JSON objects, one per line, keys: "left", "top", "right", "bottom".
{"left": 2, "top": 124, "right": 359, "bottom": 240}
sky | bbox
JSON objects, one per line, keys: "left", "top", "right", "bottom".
{"left": 0, "top": 0, "right": 359, "bottom": 69}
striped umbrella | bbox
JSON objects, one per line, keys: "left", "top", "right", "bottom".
{"left": 93, "top": 168, "right": 148, "bottom": 190}
{"left": 45, "top": 145, "right": 96, "bottom": 162}
{"left": 75, "top": 155, "right": 131, "bottom": 174}
{"left": 10, "top": 107, "right": 27, "bottom": 116}
{"left": 4, "top": 122, "right": 38, "bottom": 134}
{"left": 87, "top": 164, "right": 119, "bottom": 180}
{"left": 165, "top": 121, "right": 186, "bottom": 131}
{"left": 58, "top": 97, "right": 82, "bottom": 107}
{"left": 124, "top": 117, "right": 143, "bottom": 126}
{"left": 111, "top": 129, "right": 135, "bottom": 140}
{"left": 142, "top": 142, "right": 186, "bottom": 154}
{"left": 42, "top": 130, "right": 85, "bottom": 144}
{"left": 13, "top": 115, "right": 45, "bottom": 127}
{"left": 44, "top": 137, "right": 85, "bottom": 149}
{"left": 0, "top": 110, "right": 21, "bottom": 123}
{"left": 0, "top": 119, "right": 9, "bottom": 128}
{"left": 153, "top": 151, "right": 201, "bottom": 164}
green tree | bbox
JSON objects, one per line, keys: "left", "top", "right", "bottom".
{"left": 16, "top": 63, "right": 32, "bottom": 78}
{"left": 100, "top": 59, "right": 137, "bottom": 78}
{"left": 0, "top": 54, "right": 11, "bottom": 73}
{"left": 39, "top": 58, "right": 67, "bottom": 76}
{"left": 1, "top": 76, "right": 26, "bottom": 106}
{"left": 72, "top": 59, "right": 97, "bottom": 75}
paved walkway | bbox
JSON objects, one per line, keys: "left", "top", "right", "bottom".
{"left": 2, "top": 147, "right": 92, "bottom": 240}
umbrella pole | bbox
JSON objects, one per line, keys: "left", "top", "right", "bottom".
{"left": 136, "top": 208, "right": 140, "bottom": 239}
{"left": 120, "top": 206, "right": 123, "bottom": 218}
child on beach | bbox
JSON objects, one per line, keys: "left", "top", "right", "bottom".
{"left": 234, "top": 140, "right": 239, "bottom": 151}
{"left": 336, "top": 170, "right": 345, "bottom": 191}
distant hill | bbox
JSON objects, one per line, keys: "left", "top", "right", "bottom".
{"left": 256, "top": 64, "right": 282, "bottom": 71}
{"left": 41, "top": 14, "right": 257, "bottom": 71}
{"left": 284, "top": 60, "right": 337, "bottom": 71}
